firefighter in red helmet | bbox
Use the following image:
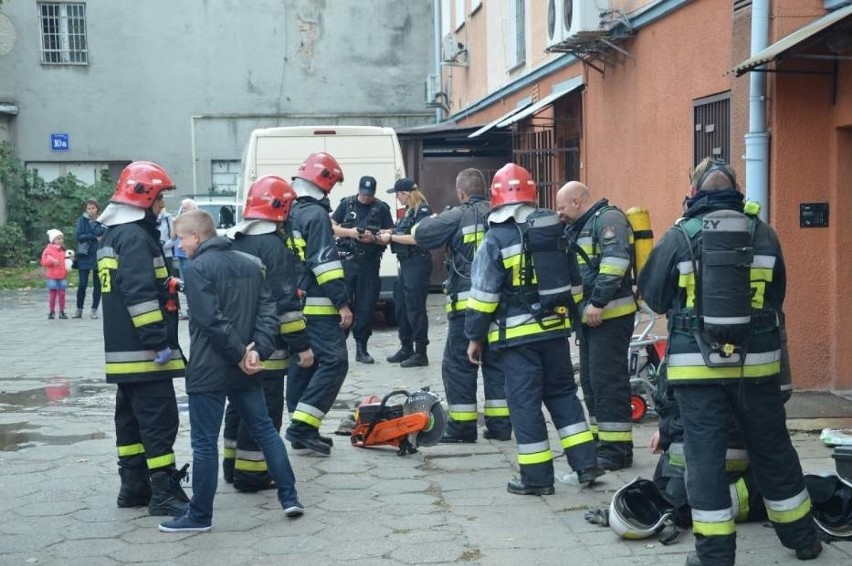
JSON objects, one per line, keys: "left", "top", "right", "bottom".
{"left": 97, "top": 161, "right": 189, "bottom": 516}
{"left": 465, "top": 163, "right": 603, "bottom": 495}
{"left": 222, "top": 175, "right": 314, "bottom": 490}
{"left": 283, "top": 152, "right": 352, "bottom": 455}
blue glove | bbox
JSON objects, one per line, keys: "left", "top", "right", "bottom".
{"left": 154, "top": 347, "right": 172, "bottom": 365}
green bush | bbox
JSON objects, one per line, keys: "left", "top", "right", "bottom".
{"left": 0, "top": 222, "right": 29, "bottom": 267}
{"left": 0, "top": 142, "right": 114, "bottom": 260}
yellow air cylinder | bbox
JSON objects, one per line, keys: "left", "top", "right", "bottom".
{"left": 626, "top": 206, "right": 654, "bottom": 277}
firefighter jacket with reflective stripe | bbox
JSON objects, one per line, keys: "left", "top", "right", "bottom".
{"left": 413, "top": 196, "right": 489, "bottom": 319}
{"left": 97, "top": 220, "right": 185, "bottom": 384}
{"left": 230, "top": 229, "right": 310, "bottom": 370}
{"left": 564, "top": 199, "right": 637, "bottom": 322}
{"left": 638, "top": 190, "right": 785, "bottom": 385}
{"left": 464, "top": 217, "right": 579, "bottom": 351}
{"left": 182, "top": 237, "right": 279, "bottom": 393}
{"left": 285, "top": 197, "right": 349, "bottom": 316}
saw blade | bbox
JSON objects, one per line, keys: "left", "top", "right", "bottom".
{"left": 404, "top": 391, "right": 446, "bottom": 448}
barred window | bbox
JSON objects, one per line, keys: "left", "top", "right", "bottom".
{"left": 39, "top": 2, "right": 88, "bottom": 65}
{"left": 693, "top": 92, "right": 731, "bottom": 167}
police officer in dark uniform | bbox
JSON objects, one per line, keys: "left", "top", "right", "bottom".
{"left": 331, "top": 175, "right": 394, "bottom": 364}
{"left": 557, "top": 181, "right": 637, "bottom": 471}
{"left": 413, "top": 168, "right": 511, "bottom": 442}
{"left": 379, "top": 178, "right": 433, "bottom": 368}
{"left": 96, "top": 161, "right": 189, "bottom": 516}
{"left": 464, "top": 163, "right": 603, "bottom": 495}
{"left": 639, "top": 158, "right": 820, "bottom": 565}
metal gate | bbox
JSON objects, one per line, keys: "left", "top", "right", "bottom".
{"left": 512, "top": 125, "right": 580, "bottom": 210}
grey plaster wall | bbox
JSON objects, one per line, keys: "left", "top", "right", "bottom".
{"left": 0, "top": 0, "right": 434, "bottom": 194}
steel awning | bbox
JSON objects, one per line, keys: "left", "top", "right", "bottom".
{"left": 497, "top": 76, "right": 584, "bottom": 128}
{"left": 732, "top": 5, "right": 852, "bottom": 76}
{"left": 467, "top": 99, "right": 533, "bottom": 138}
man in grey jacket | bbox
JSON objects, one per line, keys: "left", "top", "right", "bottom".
{"left": 159, "top": 209, "right": 303, "bottom": 533}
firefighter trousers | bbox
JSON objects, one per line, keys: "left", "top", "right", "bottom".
{"left": 579, "top": 313, "right": 634, "bottom": 465}
{"left": 286, "top": 315, "right": 348, "bottom": 437}
{"left": 223, "top": 373, "right": 285, "bottom": 486}
{"left": 115, "top": 379, "right": 180, "bottom": 472}
{"left": 676, "top": 382, "right": 817, "bottom": 565}
{"left": 442, "top": 316, "right": 511, "bottom": 440}
{"left": 394, "top": 254, "right": 432, "bottom": 347}
{"left": 501, "top": 338, "right": 596, "bottom": 487}
{"left": 343, "top": 255, "right": 381, "bottom": 343}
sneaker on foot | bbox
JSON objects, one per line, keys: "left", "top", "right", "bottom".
{"left": 48, "top": 312, "right": 55, "bottom": 320}
{"left": 58, "top": 311, "right": 68, "bottom": 319}
{"left": 71, "top": 309, "right": 83, "bottom": 319}
{"left": 284, "top": 502, "right": 305, "bottom": 517}
{"left": 90, "top": 309, "right": 99, "bottom": 319}
{"left": 159, "top": 514, "right": 212, "bottom": 533}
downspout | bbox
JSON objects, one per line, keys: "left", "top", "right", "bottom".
{"left": 744, "top": 0, "right": 770, "bottom": 221}
{"left": 434, "top": 0, "right": 442, "bottom": 123}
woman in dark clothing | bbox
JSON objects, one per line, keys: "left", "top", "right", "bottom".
{"left": 73, "top": 199, "right": 106, "bottom": 319}
{"left": 379, "top": 178, "right": 433, "bottom": 367}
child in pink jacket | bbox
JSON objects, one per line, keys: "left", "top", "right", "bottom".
{"left": 41, "top": 229, "right": 69, "bottom": 319}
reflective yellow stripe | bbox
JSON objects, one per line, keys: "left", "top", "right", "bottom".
{"left": 261, "top": 358, "right": 289, "bottom": 370}
{"left": 147, "top": 452, "right": 175, "bottom": 469}
{"left": 235, "top": 459, "right": 269, "bottom": 472}
{"left": 667, "top": 361, "right": 781, "bottom": 380}
{"left": 487, "top": 317, "right": 570, "bottom": 343}
{"left": 733, "top": 478, "right": 750, "bottom": 522}
{"left": 693, "top": 519, "right": 736, "bottom": 537}
{"left": 316, "top": 268, "right": 344, "bottom": 284}
{"left": 292, "top": 410, "right": 321, "bottom": 428}
{"left": 446, "top": 299, "right": 468, "bottom": 313}
{"left": 98, "top": 257, "right": 118, "bottom": 269}
{"left": 223, "top": 447, "right": 236, "bottom": 458}
{"left": 561, "top": 430, "right": 594, "bottom": 449}
{"left": 303, "top": 305, "right": 339, "bottom": 316}
{"left": 281, "top": 320, "right": 306, "bottom": 333}
{"left": 483, "top": 406, "right": 510, "bottom": 417}
{"left": 468, "top": 297, "right": 498, "bottom": 314}
{"left": 463, "top": 232, "right": 484, "bottom": 244}
{"left": 154, "top": 266, "right": 168, "bottom": 279}
{"left": 106, "top": 358, "right": 186, "bottom": 375}
{"left": 132, "top": 310, "right": 164, "bottom": 328}
{"left": 766, "top": 495, "right": 811, "bottom": 524}
{"left": 449, "top": 411, "right": 478, "bottom": 422}
{"left": 599, "top": 264, "right": 628, "bottom": 276}
{"left": 517, "top": 450, "right": 553, "bottom": 465}
{"left": 118, "top": 443, "right": 145, "bottom": 457}
{"left": 598, "top": 430, "right": 633, "bottom": 442}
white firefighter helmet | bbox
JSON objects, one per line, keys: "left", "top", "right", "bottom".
{"left": 609, "top": 477, "right": 677, "bottom": 540}
{"left": 805, "top": 471, "right": 852, "bottom": 539}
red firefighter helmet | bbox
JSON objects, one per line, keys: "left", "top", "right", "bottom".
{"left": 243, "top": 175, "right": 297, "bottom": 222}
{"left": 489, "top": 163, "right": 537, "bottom": 209}
{"left": 111, "top": 161, "right": 176, "bottom": 208}
{"left": 292, "top": 152, "right": 344, "bottom": 192}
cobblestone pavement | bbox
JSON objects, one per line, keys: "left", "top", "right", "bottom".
{"left": 1, "top": 290, "right": 850, "bottom": 565}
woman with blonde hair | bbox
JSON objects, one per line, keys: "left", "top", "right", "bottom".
{"left": 380, "top": 178, "right": 433, "bottom": 367}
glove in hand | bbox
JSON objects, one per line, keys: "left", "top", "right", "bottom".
{"left": 154, "top": 347, "right": 172, "bottom": 365}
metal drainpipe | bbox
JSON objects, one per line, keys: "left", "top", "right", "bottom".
{"left": 745, "top": 0, "right": 770, "bottom": 221}
{"left": 434, "top": 0, "right": 442, "bottom": 123}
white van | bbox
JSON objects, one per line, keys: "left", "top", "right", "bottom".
{"left": 238, "top": 125, "right": 406, "bottom": 322}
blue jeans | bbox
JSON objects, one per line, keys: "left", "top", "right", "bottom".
{"left": 187, "top": 385, "right": 299, "bottom": 524}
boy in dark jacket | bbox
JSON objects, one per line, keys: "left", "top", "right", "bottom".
{"left": 159, "top": 209, "right": 303, "bottom": 533}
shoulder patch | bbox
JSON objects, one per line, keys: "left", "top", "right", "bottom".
{"left": 601, "top": 226, "right": 617, "bottom": 244}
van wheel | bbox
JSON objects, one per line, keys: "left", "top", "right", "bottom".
{"left": 382, "top": 302, "right": 397, "bottom": 326}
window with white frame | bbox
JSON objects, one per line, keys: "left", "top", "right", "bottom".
{"left": 454, "top": 0, "right": 465, "bottom": 30}
{"left": 39, "top": 2, "right": 88, "bottom": 64}
{"left": 210, "top": 160, "right": 241, "bottom": 195}
{"left": 505, "top": 0, "right": 526, "bottom": 69}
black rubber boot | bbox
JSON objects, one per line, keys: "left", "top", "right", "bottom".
{"left": 386, "top": 344, "right": 414, "bottom": 363}
{"left": 148, "top": 465, "right": 190, "bottom": 517}
{"left": 117, "top": 466, "right": 151, "bottom": 508}
{"left": 222, "top": 456, "right": 234, "bottom": 484}
{"left": 400, "top": 343, "right": 428, "bottom": 368}
{"left": 355, "top": 341, "right": 375, "bottom": 364}
{"left": 233, "top": 470, "right": 277, "bottom": 493}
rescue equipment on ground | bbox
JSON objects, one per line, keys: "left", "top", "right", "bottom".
{"left": 679, "top": 209, "right": 755, "bottom": 367}
{"left": 804, "top": 471, "right": 852, "bottom": 540}
{"left": 625, "top": 206, "right": 653, "bottom": 279}
{"left": 604, "top": 477, "right": 680, "bottom": 543}
{"left": 351, "top": 388, "right": 447, "bottom": 456}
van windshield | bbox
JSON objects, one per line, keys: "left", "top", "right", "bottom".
{"left": 196, "top": 204, "right": 239, "bottom": 230}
